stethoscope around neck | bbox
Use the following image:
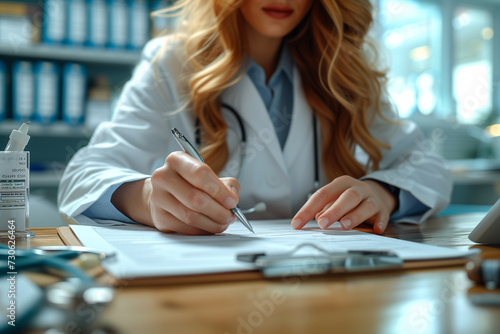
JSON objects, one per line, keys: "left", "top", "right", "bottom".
{"left": 195, "top": 103, "right": 320, "bottom": 214}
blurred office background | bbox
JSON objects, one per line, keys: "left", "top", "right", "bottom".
{"left": 0, "top": 0, "right": 499, "bottom": 227}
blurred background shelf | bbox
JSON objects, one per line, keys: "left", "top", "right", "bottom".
{"left": 0, "top": 120, "right": 93, "bottom": 138}
{"left": 0, "top": 44, "right": 141, "bottom": 65}
{"left": 31, "top": 170, "right": 62, "bottom": 188}
{"left": 0, "top": 0, "right": 174, "bottom": 227}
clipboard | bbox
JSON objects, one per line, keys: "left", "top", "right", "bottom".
{"left": 57, "top": 226, "right": 262, "bottom": 286}
{"left": 57, "top": 226, "right": 478, "bottom": 287}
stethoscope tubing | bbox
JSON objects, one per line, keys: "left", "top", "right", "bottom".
{"left": 0, "top": 246, "right": 93, "bottom": 283}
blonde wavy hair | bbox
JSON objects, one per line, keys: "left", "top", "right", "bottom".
{"left": 156, "top": 0, "right": 391, "bottom": 181}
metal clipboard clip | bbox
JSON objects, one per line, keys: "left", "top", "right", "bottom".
{"left": 237, "top": 243, "right": 403, "bottom": 278}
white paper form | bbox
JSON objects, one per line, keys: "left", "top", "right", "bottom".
{"left": 70, "top": 218, "right": 477, "bottom": 280}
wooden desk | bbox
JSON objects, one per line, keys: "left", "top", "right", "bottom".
{"left": 15, "top": 214, "right": 500, "bottom": 334}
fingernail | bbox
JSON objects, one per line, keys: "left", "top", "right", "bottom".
{"left": 291, "top": 218, "right": 302, "bottom": 229}
{"left": 231, "top": 187, "right": 238, "bottom": 196}
{"left": 377, "top": 222, "right": 384, "bottom": 231}
{"left": 225, "top": 196, "right": 237, "bottom": 209}
{"left": 341, "top": 219, "right": 352, "bottom": 229}
{"left": 318, "top": 217, "right": 329, "bottom": 229}
{"left": 227, "top": 215, "right": 236, "bottom": 225}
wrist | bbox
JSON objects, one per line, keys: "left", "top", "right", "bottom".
{"left": 141, "top": 178, "right": 154, "bottom": 225}
{"left": 111, "top": 178, "right": 154, "bottom": 226}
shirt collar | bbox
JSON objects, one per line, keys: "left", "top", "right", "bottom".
{"left": 246, "top": 44, "right": 294, "bottom": 86}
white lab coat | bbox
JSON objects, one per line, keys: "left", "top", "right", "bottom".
{"left": 57, "top": 37, "right": 452, "bottom": 225}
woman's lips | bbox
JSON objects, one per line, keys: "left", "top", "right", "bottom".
{"left": 262, "top": 5, "right": 294, "bottom": 19}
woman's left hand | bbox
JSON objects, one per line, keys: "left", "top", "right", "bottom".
{"left": 291, "top": 176, "right": 398, "bottom": 234}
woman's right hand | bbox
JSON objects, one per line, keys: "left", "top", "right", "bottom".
{"left": 112, "top": 151, "right": 240, "bottom": 235}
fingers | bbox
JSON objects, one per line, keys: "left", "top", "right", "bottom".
{"left": 320, "top": 197, "right": 378, "bottom": 230}
{"left": 372, "top": 216, "right": 389, "bottom": 235}
{"left": 221, "top": 177, "right": 241, "bottom": 198}
{"left": 152, "top": 208, "right": 225, "bottom": 235}
{"left": 151, "top": 172, "right": 234, "bottom": 226}
{"left": 166, "top": 152, "right": 239, "bottom": 210}
{"left": 151, "top": 190, "right": 232, "bottom": 234}
{"left": 148, "top": 151, "right": 240, "bottom": 234}
{"left": 292, "top": 175, "right": 354, "bottom": 229}
{"left": 316, "top": 185, "right": 366, "bottom": 229}
{"left": 292, "top": 176, "right": 392, "bottom": 234}
{"left": 161, "top": 171, "right": 234, "bottom": 223}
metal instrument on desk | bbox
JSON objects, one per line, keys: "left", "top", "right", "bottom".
{"left": 466, "top": 257, "right": 500, "bottom": 306}
{"left": 0, "top": 245, "right": 116, "bottom": 333}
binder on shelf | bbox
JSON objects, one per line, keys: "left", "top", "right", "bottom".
{"left": 62, "top": 63, "right": 87, "bottom": 126}
{"left": 12, "top": 61, "right": 35, "bottom": 122}
{"left": 127, "top": 0, "right": 150, "bottom": 50}
{"left": 67, "top": 0, "right": 87, "bottom": 46}
{"left": 0, "top": 60, "right": 5, "bottom": 122}
{"left": 43, "top": 0, "right": 67, "bottom": 44}
{"left": 87, "top": 0, "right": 108, "bottom": 48}
{"left": 34, "top": 61, "right": 60, "bottom": 125}
{"left": 0, "top": 2, "right": 31, "bottom": 47}
{"left": 151, "top": 0, "right": 176, "bottom": 37}
{"left": 107, "top": 0, "right": 128, "bottom": 49}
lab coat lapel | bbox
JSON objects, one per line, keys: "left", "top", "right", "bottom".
{"left": 283, "top": 67, "right": 314, "bottom": 169}
{"left": 221, "top": 75, "right": 287, "bottom": 173}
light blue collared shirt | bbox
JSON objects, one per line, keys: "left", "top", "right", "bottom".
{"left": 246, "top": 45, "right": 294, "bottom": 149}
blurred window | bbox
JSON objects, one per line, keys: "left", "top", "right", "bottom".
{"left": 453, "top": 7, "right": 494, "bottom": 124}
{"left": 377, "top": 0, "right": 441, "bottom": 118}
{"left": 375, "top": 0, "right": 497, "bottom": 126}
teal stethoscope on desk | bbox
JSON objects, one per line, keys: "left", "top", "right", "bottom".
{"left": 195, "top": 103, "right": 321, "bottom": 213}
{"left": 0, "top": 244, "right": 115, "bottom": 333}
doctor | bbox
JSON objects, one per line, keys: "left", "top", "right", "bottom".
{"left": 58, "top": 0, "right": 452, "bottom": 235}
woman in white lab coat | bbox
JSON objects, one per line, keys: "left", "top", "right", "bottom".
{"left": 58, "top": 0, "right": 452, "bottom": 235}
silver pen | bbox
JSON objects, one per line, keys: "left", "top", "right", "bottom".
{"left": 171, "top": 128, "right": 255, "bottom": 234}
